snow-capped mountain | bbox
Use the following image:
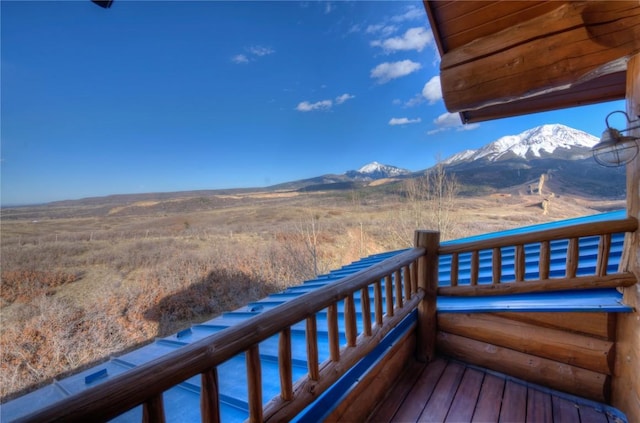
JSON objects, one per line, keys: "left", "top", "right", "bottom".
{"left": 345, "top": 161, "right": 411, "bottom": 180}
{"left": 443, "top": 124, "right": 599, "bottom": 165}
{"left": 271, "top": 124, "right": 622, "bottom": 198}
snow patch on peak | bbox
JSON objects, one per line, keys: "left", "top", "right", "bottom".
{"left": 346, "top": 161, "right": 410, "bottom": 180}
{"left": 442, "top": 149, "right": 476, "bottom": 165}
{"left": 358, "top": 161, "right": 384, "bottom": 173}
{"left": 443, "top": 124, "right": 598, "bottom": 164}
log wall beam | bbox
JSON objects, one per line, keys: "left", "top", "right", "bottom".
{"left": 492, "top": 312, "right": 616, "bottom": 341}
{"left": 437, "top": 331, "right": 609, "bottom": 402}
{"left": 437, "top": 272, "right": 637, "bottom": 296}
{"left": 438, "top": 313, "right": 614, "bottom": 375}
{"left": 439, "top": 1, "right": 640, "bottom": 112}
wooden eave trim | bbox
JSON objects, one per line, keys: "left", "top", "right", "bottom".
{"left": 439, "top": 1, "right": 640, "bottom": 113}
{"left": 461, "top": 71, "right": 627, "bottom": 123}
{"left": 423, "top": 0, "right": 446, "bottom": 57}
{"left": 433, "top": 1, "right": 561, "bottom": 53}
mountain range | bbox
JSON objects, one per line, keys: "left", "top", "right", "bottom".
{"left": 36, "top": 124, "right": 626, "bottom": 211}
{"left": 442, "top": 124, "right": 598, "bottom": 164}
{"left": 281, "top": 123, "right": 625, "bottom": 198}
{"left": 438, "top": 124, "right": 625, "bottom": 198}
{"left": 345, "top": 161, "right": 410, "bottom": 180}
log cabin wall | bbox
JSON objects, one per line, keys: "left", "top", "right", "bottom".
{"left": 612, "top": 53, "right": 640, "bottom": 423}
{"left": 323, "top": 323, "right": 418, "bottom": 422}
{"left": 436, "top": 311, "right": 615, "bottom": 403}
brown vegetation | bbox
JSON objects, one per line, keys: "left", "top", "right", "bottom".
{"left": 0, "top": 188, "right": 623, "bottom": 401}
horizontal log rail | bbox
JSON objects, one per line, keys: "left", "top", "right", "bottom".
{"left": 439, "top": 216, "right": 638, "bottom": 296}
{"left": 16, "top": 245, "right": 431, "bottom": 423}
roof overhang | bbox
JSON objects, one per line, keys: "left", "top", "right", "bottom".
{"left": 424, "top": 1, "right": 640, "bottom": 123}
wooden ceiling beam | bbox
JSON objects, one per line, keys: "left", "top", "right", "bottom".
{"left": 461, "top": 72, "right": 626, "bottom": 123}
{"left": 439, "top": 1, "right": 640, "bottom": 113}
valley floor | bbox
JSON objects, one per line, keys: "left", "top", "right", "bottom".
{"left": 0, "top": 189, "right": 624, "bottom": 401}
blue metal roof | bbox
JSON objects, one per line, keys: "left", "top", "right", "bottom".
{"left": 1, "top": 211, "right": 632, "bottom": 422}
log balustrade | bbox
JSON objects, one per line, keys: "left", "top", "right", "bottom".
{"left": 16, "top": 232, "right": 439, "bottom": 423}
{"left": 13, "top": 215, "right": 638, "bottom": 422}
{"left": 438, "top": 216, "right": 638, "bottom": 296}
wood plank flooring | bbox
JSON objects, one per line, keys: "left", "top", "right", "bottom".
{"left": 367, "top": 357, "right": 626, "bottom": 423}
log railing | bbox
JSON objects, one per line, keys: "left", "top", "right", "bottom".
{"left": 438, "top": 216, "right": 638, "bottom": 296}
{"left": 17, "top": 232, "right": 440, "bottom": 423}
{"left": 14, "top": 216, "right": 637, "bottom": 422}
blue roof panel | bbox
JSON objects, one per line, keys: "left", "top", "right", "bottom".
{"left": 438, "top": 288, "right": 632, "bottom": 313}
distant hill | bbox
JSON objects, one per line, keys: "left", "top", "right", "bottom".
{"left": 3, "top": 125, "right": 626, "bottom": 215}
{"left": 269, "top": 161, "right": 411, "bottom": 192}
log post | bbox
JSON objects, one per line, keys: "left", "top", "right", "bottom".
{"left": 385, "top": 274, "right": 394, "bottom": 317}
{"left": 540, "top": 240, "right": 551, "bottom": 280}
{"left": 373, "top": 280, "right": 383, "bottom": 327}
{"left": 566, "top": 238, "right": 579, "bottom": 279}
{"left": 394, "top": 269, "right": 403, "bottom": 309}
{"left": 612, "top": 52, "right": 640, "bottom": 423}
{"left": 515, "top": 245, "right": 526, "bottom": 282}
{"left": 361, "top": 287, "right": 372, "bottom": 337}
{"left": 415, "top": 230, "right": 440, "bottom": 362}
{"left": 327, "top": 304, "right": 340, "bottom": 362}
{"left": 142, "top": 394, "right": 165, "bottom": 423}
{"left": 278, "top": 328, "right": 293, "bottom": 401}
{"left": 246, "top": 345, "right": 263, "bottom": 423}
{"left": 411, "top": 262, "right": 418, "bottom": 293}
{"left": 492, "top": 247, "right": 501, "bottom": 284}
{"left": 403, "top": 265, "right": 412, "bottom": 299}
{"left": 344, "top": 294, "right": 358, "bottom": 347}
{"left": 470, "top": 250, "right": 479, "bottom": 285}
{"left": 306, "top": 316, "right": 319, "bottom": 381}
{"left": 201, "top": 368, "right": 221, "bottom": 423}
{"left": 450, "top": 252, "right": 459, "bottom": 286}
{"left": 596, "top": 234, "right": 611, "bottom": 277}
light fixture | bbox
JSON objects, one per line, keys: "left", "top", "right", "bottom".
{"left": 592, "top": 111, "right": 640, "bottom": 167}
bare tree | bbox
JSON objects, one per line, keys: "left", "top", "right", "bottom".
{"left": 296, "top": 212, "right": 321, "bottom": 277}
{"left": 390, "top": 161, "right": 459, "bottom": 247}
{"left": 426, "top": 162, "right": 459, "bottom": 238}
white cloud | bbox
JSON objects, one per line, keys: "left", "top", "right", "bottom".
{"left": 370, "top": 60, "right": 422, "bottom": 84}
{"left": 389, "top": 117, "right": 421, "bottom": 126}
{"left": 348, "top": 24, "right": 362, "bottom": 34}
{"left": 428, "top": 112, "right": 480, "bottom": 134}
{"left": 391, "top": 5, "right": 424, "bottom": 23}
{"left": 248, "top": 46, "right": 275, "bottom": 57}
{"left": 371, "top": 27, "right": 433, "bottom": 53}
{"left": 232, "top": 45, "right": 275, "bottom": 64}
{"left": 434, "top": 112, "right": 461, "bottom": 128}
{"left": 296, "top": 93, "right": 355, "bottom": 112}
{"left": 422, "top": 76, "right": 442, "bottom": 104}
{"left": 296, "top": 100, "right": 333, "bottom": 112}
{"left": 324, "top": 2, "right": 333, "bottom": 14}
{"left": 231, "top": 54, "right": 249, "bottom": 64}
{"left": 463, "top": 122, "right": 481, "bottom": 131}
{"left": 335, "top": 93, "right": 355, "bottom": 104}
{"left": 366, "top": 24, "right": 398, "bottom": 37}
{"left": 404, "top": 95, "right": 424, "bottom": 107}
{"left": 395, "top": 76, "right": 440, "bottom": 108}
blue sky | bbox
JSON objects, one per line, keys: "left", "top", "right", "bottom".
{"left": 1, "top": 1, "right": 624, "bottom": 205}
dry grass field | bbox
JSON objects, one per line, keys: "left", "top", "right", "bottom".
{"left": 0, "top": 187, "right": 624, "bottom": 401}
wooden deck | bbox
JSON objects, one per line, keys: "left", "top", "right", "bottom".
{"left": 367, "top": 357, "right": 626, "bottom": 423}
